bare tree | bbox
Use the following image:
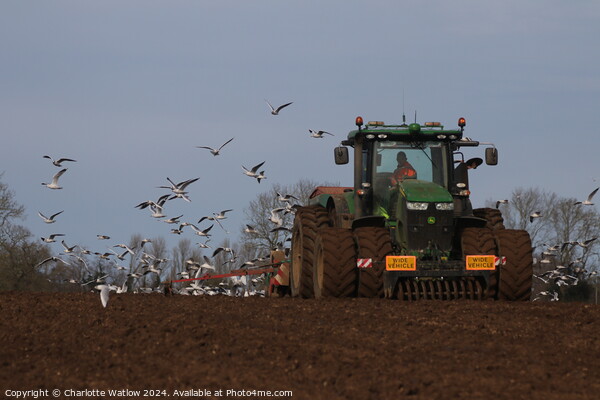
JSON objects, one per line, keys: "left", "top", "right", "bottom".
{"left": 0, "top": 175, "right": 53, "bottom": 291}
{"left": 137, "top": 236, "right": 168, "bottom": 289}
{"left": 497, "top": 187, "right": 557, "bottom": 245}
{"left": 0, "top": 225, "right": 52, "bottom": 291}
{"left": 488, "top": 187, "right": 600, "bottom": 277}
{"left": 170, "top": 237, "right": 204, "bottom": 282}
{"left": 239, "top": 179, "right": 337, "bottom": 257}
{"left": 0, "top": 173, "right": 25, "bottom": 232}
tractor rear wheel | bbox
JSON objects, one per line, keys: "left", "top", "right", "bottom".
{"left": 461, "top": 227, "right": 499, "bottom": 299}
{"left": 473, "top": 207, "right": 506, "bottom": 230}
{"left": 495, "top": 229, "right": 533, "bottom": 301}
{"left": 290, "top": 206, "right": 329, "bottom": 298}
{"left": 354, "top": 227, "right": 393, "bottom": 298}
{"left": 313, "top": 227, "right": 357, "bottom": 298}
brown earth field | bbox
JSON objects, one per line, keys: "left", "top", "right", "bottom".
{"left": 1, "top": 292, "right": 600, "bottom": 400}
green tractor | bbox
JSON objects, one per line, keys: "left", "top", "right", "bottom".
{"left": 291, "top": 116, "right": 533, "bottom": 300}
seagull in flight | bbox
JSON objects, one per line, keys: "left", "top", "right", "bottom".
{"left": 265, "top": 99, "right": 293, "bottom": 115}
{"left": 574, "top": 238, "right": 597, "bottom": 249}
{"left": 159, "top": 177, "right": 199, "bottom": 202}
{"left": 529, "top": 211, "right": 542, "bottom": 223}
{"left": 212, "top": 246, "right": 235, "bottom": 258}
{"left": 170, "top": 224, "right": 186, "bottom": 235}
{"left": 276, "top": 192, "right": 298, "bottom": 204}
{"left": 60, "top": 240, "right": 77, "bottom": 254}
{"left": 95, "top": 284, "right": 111, "bottom": 308}
{"left": 574, "top": 187, "right": 598, "bottom": 206}
{"left": 269, "top": 207, "right": 285, "bottom": 226}
{"left": 196, "top": 239, "right": 212, "bottom": 249}
{"left": 41, "top": 168, "right": 67, "bottom": 190}
{"left": 196, "top": 137, "right": 234, "bottom": 156}
{"left": 213, "top": 209, "right": 233, "bottom": 220}
{"left": 97, "top": 235, "right": 110, "bottom": 240}
{"left": 186, "top": 256, "right": 215, "bottom": 278}
{"left": 36, "top": 256, "right": 70, "bottom": 268}
{"left": 244, "top": 224, "right": 258, "bottom": 234}
{"left": 43, "top": 155, "right": 77, "bottom": 167}
{"left": 309, "top": 129, "right": 334, "bottom": 138}
{"left": 162, "top": 215, "right": 183, "bottom": 224}
{"left": 159, "top": 177, "right": 200, "bottom": 196}
{"left": 108, "top": 248, "right": 132, "bottom": 261}
{"left": 256, "top": 170, "right": 267, "bottom": 183}
{"left": 143, "top": 264, "right": 162, "bottom": 276}
{"left": 242, "top": 161, "right": 265, "bottom": 181}
{"left": 94, "top": 251, "right": 113, "bottom": 260}
{"left": 198, "top": 215, "right": 229, "bottom": 233}
{"left": 135, "top": 194, "right": 170, "bottom": 218}
{"left": 495, "top": 199, "right": 509, "bottom": 209}
{"left": 190, "top": 224, "right": 214, "bottom": 237}
{"left": 38, "top": 210, "right": 64, "bottom": 224}
{"left": 113, "top": 243, "right": 136, "bottom": 255}
{"left": 41, "top": 233, "right": 65, "bottom": 243}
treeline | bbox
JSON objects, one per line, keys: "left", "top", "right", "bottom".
{"left": 486, "top": 187, "right": 600, "bottom": 302}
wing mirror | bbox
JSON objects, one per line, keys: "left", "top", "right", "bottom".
{"left": 334, "top": 146, "right": 349, "bottom": 165}
{"left": 485, "top": 147, "right": 498, "bottom": 165}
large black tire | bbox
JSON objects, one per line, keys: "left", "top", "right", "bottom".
{"left": 313, "top": 227, "right": 357, "bottom": 298}
{"left": 290, "top": 206, "right": 329, "bottom": 298}
{"left": 354, "top": 227, "right": 393, "bottom": 298}
{"left": 495, "top": 229, "right": 533, "bottom": 301}
{"left": 461, "top": 227, "right": 499, "bottom": 299}
{"left": 473, "top": 208, "right": 506, "bottom": 230}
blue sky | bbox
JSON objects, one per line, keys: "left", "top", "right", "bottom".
{"left": 1, "top": 1, "right": 599, "bottom": 255}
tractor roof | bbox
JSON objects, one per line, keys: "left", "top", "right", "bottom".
{"left": 347, "top": 121, "right": 464, "bottom": 142}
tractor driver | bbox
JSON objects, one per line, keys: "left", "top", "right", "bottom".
{"left": 390, "top": 151, "right": 417, "bottom": 185}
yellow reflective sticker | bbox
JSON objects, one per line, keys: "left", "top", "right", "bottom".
{"left": 386, "top": 255, "right": 417, "bottom": 271}
{"left": 466, "top": 255, "right": 496, "bottom": 270}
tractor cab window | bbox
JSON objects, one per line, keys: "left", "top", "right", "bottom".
{"left": 372, "top": 142, "right": 447, "bottom": 212}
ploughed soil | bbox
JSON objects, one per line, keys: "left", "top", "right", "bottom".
{"left": 2, "top": 292, "right": 600, "bottom": 400}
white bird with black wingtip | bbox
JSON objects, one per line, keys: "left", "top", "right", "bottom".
{"left": 265, "top": 99, "right": 293, "bottom": 115}
{"left": 38, "top": 210, "right": 64, "bottom": 224}
{"left": 574, "top": 187, "right": 598, "bottom": 206}
{"left": 41, "top": 168, "right": 68, "bottom": 190}
{"left": 242, "top": 161, "right": 266, "bottom": 182}
{"left": 43, "top": 155, "right": 77, "bottom": 167}
{"left": 196, "top": 137, "right": 234, "bottom": 156}
{"left": 309, "top": 129, "right": 334, "bottom": 139}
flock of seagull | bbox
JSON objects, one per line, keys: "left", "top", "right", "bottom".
{"left": 495, "top": 187, "right": 599, "bottom": 301}
{"left": 35, "top": 100, "right": 330, "bottom": 307}
{"left": 37, "top": 101, "right": 597, "bottom": 305}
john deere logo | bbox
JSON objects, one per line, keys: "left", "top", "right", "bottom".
{"left": 427, "top": 216, "right": 436, "bottom": 224}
